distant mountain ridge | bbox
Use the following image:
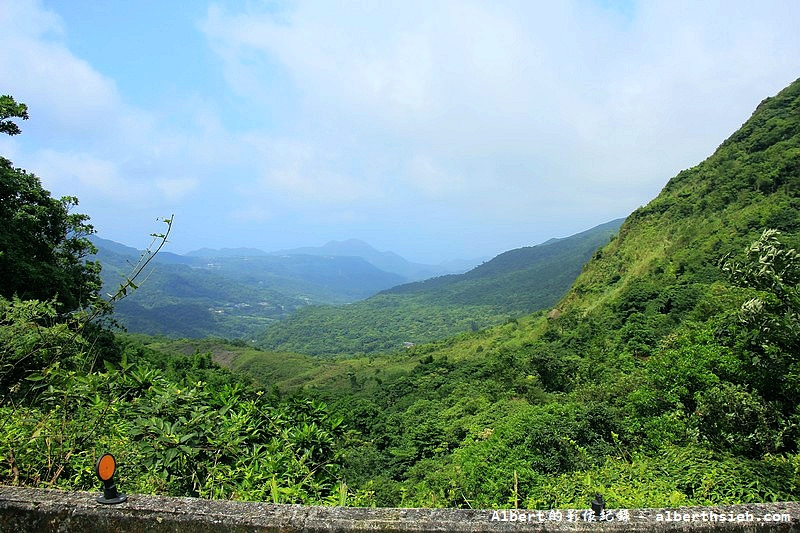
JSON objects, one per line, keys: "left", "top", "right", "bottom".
{"left": 93, "top": 220, "right": 622, "bottom": 345}
{"left": 257, "top": 218, "right": 624, "bottom": 355}
{"left": 184, "top": 239, "right": 475, "bottom": 281}
{"left": 273, "top": 239, "right": 470, "bottom": 280}
{"left": 91, "top": 236, "right": 406, "bottom": 339}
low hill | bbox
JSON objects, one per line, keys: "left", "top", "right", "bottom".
{"left": 257, "top": 219, "right": 623, "bottom": 355}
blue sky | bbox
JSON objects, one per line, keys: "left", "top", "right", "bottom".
{"left": 1, "top": 1, "right": 799, "bottom": 263}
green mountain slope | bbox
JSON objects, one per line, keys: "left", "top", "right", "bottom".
{"left": 385, "top": 218, "right": 624, "bottom": 309}
{"left": 256, "top": 219, "right": 623, "bottom": 355}
{"left": 551, "top": 78, "right": 800, "bottom": 350}
{"left": 228, "top": 78, "right": 800, "bottom": 508}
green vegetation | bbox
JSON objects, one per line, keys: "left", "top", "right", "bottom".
{"left": 258, "top": 219, "right": 623, "bottom": 355}
{"left": 3, "top": 78, "right": 800, "bottom": 510}
{"left": 0, "top": 95, "right": 28, "bottom": 136}
{"left": 1, "top": 97, "right": 100, "bottom": 314}
{"left": 0, "top": 302, "right": 363, "bottom": 503}
{"left": 0, "top": 100, "right": 363, "bottom": 505}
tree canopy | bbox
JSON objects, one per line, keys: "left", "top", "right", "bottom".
{"left": 0, "top": 95, "right": 100, "bottom": 313}
{"left": 0, "top": 94, "right": 28, "bottom": 136}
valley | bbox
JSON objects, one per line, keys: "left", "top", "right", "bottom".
{"left": 2, "top": 77, "right": 800, "bottom": 510}
{"left": 94, "top": 219, "right": 622, "bottom": 349}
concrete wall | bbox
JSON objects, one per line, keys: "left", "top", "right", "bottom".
{"left": 1, "top": 486, "right": 798, "bottom": 532}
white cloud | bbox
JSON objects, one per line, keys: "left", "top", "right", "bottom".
{"left": 0, "top": 1, "right": 221, "bottom": 237}
{"left": 241, "top": 136, "right": 384, "bottom": 205}
{"left": 155, "top": 178, "right": 198, "bottom": 200}
{"left": 406, "top": 154, "right": 465, "bottom": 198}
{"left": 0, "top": 0, "right": 131, "bottom": 143}
{"left": 196, "top": 0, "right": 800, "bottom": 257}
{"left": 229, "top": 205, "right": 273, "bottom": 223}
{"left": 202, "top": 0, "right": 800, "bottom": 177}
{"left": 30, "top": 150, "right": 133, "bottom": 201}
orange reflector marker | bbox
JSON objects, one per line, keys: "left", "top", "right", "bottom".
{"left": 97, "top": 453, "right": 116, "bottom": 482}
{"left": 95, "top": 453, "right": 127, "bottom": 505}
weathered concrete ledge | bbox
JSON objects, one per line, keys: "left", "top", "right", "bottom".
{"left": 1, "top": 486, "right": 798, "bottom": 532}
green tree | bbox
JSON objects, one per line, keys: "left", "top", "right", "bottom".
{"left": 719, "top": 229, "right": 800, "bottom": 424}
{"left": 0, "top": 96, "right": 100, "bottom": 313}
{"left": 722, "top": 230, "right": 799, "bottom": 355}
{"left": 0, "top": 95, "right": 28, "bottom": 136}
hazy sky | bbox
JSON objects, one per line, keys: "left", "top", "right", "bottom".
{"left": 1, "top": 1, "right": 799, "bottom": 263}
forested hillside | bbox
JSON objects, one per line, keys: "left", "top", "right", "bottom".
{"left": 258, "top": 219, "right": 623, "bottom": 355}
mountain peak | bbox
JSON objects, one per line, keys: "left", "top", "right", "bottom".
{"left": 272, "top": 239, "right": 459, "bottom": 281}
{"left": 320, "top": 239, "right": 378, "bottom": 254}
